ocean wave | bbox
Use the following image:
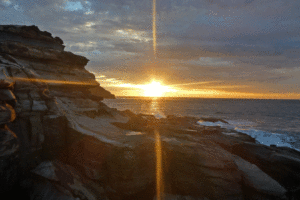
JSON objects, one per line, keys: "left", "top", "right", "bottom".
{"left": 197, "top": 120, "right": 299, "bottom": 151}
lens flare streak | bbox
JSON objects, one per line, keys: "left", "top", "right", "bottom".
{"left": 10, "top": 77, "right": 97, "bottom": 85}
{"left": 153, "top": 0, "right": 157, "bottom": 56}
{"left": 155, "top": 129, "right": 163, "bottom": 200}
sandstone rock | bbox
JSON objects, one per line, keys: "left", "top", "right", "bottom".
{"left": 42, "top": 115, "right": 68, "bottom": 160}
{"left": 89, "top": 86, "right": 116, "bottom": 99}
{"left": 14, "top": 92, "right": 29, "bottom": 100}
{"left": 0, "top": 66, "right": 11, "bottom": 80}
{"left": 0, "top": 41, "right": 88, "bottom": 67}
{"left": 60, "top": 74, "right": 99, "bottom": 88}
{"left": 31, "top": 161, "right": 59, "bottom": 181}
{"left": 32, "top": 70, "right": 66, "bottom": 87}
{"left": 0, "top": 25, "right": 64, "bottom": 50}
{"left": 32, "top": 100, "right": 48, "bottom": 112}
{"left": 30, "top": 178, "right": 77, "bottom": 200}
{"left": 0, "top": 103, "right": 16, "bottom": 124}
{"left": 106, "top": 138, "right": 156, "bottom": 198}
{"left": 68, "top": 134, "right": 112, "bottom": 182}
{"left": 0, "top": 89, "right": 16, "bottom": 101}
{"left": 230, "top": 142, "right": 300, "bottom": 192}
{"left": 31, "top": 160, "right": 108, "bottom": 200}
{"left": 0, "top": 125, "right": 19, "bottom": 193}
{"left": 30, "top": 114, "right": 44, "bottom": 151}
{"left": 7, "top": 117, "right": 41, "bottom": 172}
{"left": 234, "top": 155, "right": 287, "bottom": 199}
{"left": 29, "top": 90, "right": 41, "bottom": 100}
{"left": 19, "top": 100, "right": 31, "bottom": 112}
{"left": 163, "top": 138, "right": 243, "bottom": 200}
{"left": 153, "top": 194, "right": 210, "bottom": 200}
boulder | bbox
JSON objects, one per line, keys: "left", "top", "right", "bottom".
{"left": 234, "top": 155, "right": 287, "bottom": 199}
{"left": 230, "top": 142, "right": 300, "bottom": 192}
{"left": 162, "top": 138, "right": 243, "bottom": 200}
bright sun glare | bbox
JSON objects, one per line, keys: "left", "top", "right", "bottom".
{"left": 141, "top": 81, "right": 171, "bottom": 97}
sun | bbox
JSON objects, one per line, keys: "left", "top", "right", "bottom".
{"left": 141, "top": 81, "right": 171, "bottom": 97}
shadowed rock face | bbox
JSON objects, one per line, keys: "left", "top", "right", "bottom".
{"left": 0, "top": 25, "right": 64, "bottom": 50}
{"left": 0, "top": 25, "right": 116, "bottom": 199}
{"left": 0, "top": 25, "right": 299, "bottom": 200}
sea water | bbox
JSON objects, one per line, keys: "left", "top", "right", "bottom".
{"left": 103, "top": 97, "right": 300, "bottom": 151}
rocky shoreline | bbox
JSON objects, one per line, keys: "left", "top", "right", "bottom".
{"left": 1, "top": 25, "right": 300, "bottom": 200}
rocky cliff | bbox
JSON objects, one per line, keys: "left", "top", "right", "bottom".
{"left": 0, "top": 25, "right": 300, "bottom": 200}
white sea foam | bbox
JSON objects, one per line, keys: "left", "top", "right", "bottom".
{"left": 126, "top": 131, "right": 144, "bottom": 136}
{"left": 235, "top": 128, "right": 296, "bottom": 148}
{"left": 197, "top": 120, "right": 300, "bottom": 151}
{"left": 197, "top": 121, "right": 236, "bottom": 131}
{"left": 154, "top": 112, "right": 166, "bottom": 119}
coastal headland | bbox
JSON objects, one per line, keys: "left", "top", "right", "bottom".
{"left": 0, "top": 25, "right": 300, "bottom": 200}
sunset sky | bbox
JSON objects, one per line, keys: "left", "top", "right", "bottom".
{"left": 1, "top": 0, "right": 300, "bottom": 98}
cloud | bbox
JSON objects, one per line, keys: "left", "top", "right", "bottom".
{"left": 0, "top": 0, "right": 299, "bottom": 97}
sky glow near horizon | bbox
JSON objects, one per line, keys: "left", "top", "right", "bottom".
{"left": 1, "top": 0, "right": 300, "bottom": 98}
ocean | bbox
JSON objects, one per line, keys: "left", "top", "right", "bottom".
{"left": 103, "top": 97, "right": 300, "bottom": 151}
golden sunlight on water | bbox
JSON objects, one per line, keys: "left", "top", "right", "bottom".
{"left": 150, "top": 98, "right": 159, "bottom": 114}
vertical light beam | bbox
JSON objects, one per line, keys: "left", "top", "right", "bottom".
{"left": 152, "top": 1, "right": 162, "bottom": 198}
{"left": 155, "top": 129, "right": 163, "bottom": 200}
{"left": 153, "top": 0, "right": 157, "bottom": 56}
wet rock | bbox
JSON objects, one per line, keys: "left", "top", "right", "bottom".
{"left": 199, "top": 117, "right": 228, "bottom": 124}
